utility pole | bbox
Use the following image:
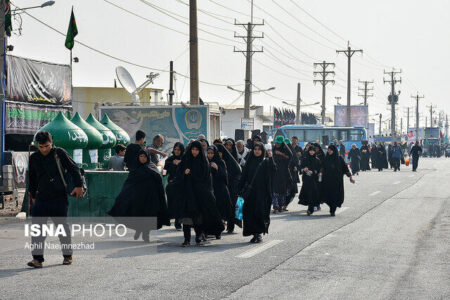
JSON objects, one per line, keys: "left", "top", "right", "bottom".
{"left": 428, "top": 104, "right": 434, "bottom": 127}
{"left": 295, "top": 83, "right": 301, "bottom": 125}
{"left": 234, "top": 1, "right": 264, "bottom": 139}
{"left": 358, "top": 80, "right": 374, "bottom": 106}
{"left": 169, "top": 61, "right": 174, "bottom": 105}
{"left": 411, "top": 94, "right": 424, "bottom": 142}
{"left": 444, "top": 114, "right": 447, "bottom": 135}
{"left": 189, "top": 0, "right": 199, "bottom": 105}
{"left": 384, "top": 69, "right": 402, "bottom": 142}
{"left": 336, "top": 41, "right": 363, "bottom": 127}
{"left": 0, "top": 3, "right": 6, "bottom": 170}
{"left": 379, "top": 113, "right": 382, "bottom": 136}
{"left": 400, "top": 118, "right": 403, "bottom": 135}
{"left": 406, "top": 107, "right": 410, "bottom": 131}
{"left": 313, "top": 61, "right": 335, "bottom": 125}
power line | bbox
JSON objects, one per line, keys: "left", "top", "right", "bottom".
{"left": 17, "top": 5, "right": 243, "bottom": 88}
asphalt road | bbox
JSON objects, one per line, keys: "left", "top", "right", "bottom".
{"left": 1, "top": 158, "right": 449, "bottom": 299}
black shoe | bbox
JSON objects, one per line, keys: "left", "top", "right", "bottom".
{"left": 306, "top": 210, "right": 312, "bottom": 216}
{"left": 142, "top": 232, "right": 150, "bottom": 243}
{"left": 330, "top": 212, "right": 336, "bottom": 217}
{"left": 27, "top": 259, "right": 43, "bottom": 268}
{"left": 249, "top": 236, "right": 257, "bottom": 243}
{"left": 255, "top": 235, "right": 262, "bottom": 243}
{"left": 215, "top": 234, "right": 221, "bottom": 240}
{"left": 226, "top": 230, "right": 234, "bottom": 234}
{"left": 181, "top": 240, "right": 190, "bottom": 247}
{"left": 134, "top": 231, "right": 141, "bottom": 240}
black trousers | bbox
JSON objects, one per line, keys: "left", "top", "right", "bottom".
{"left": 412, "top": 156, "right": 419, "bottom": 171}
{"left": 31, "top": 196, "right": 72, "bottom": 262}
{"left": 183, "top": 224, "right": 202, "bottom": 242}
{"left": 392, "top": 158, "right": 401, "bottom": 171}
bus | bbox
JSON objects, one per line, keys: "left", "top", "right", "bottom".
{"left": 271, "top": 125, "right": 367, "bottom": 150}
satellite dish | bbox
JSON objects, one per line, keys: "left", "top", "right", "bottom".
{"left": 115, "top": 66, "right": 160, "bottom": 105}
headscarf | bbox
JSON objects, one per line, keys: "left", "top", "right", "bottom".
{"left": 184, "top": 140, "right": 210, "bottom": 180}
{"left": 171, "top": 142, "right": 185, "bottom": 159}
{"left": 224, "top": 138, "right": 238, "bottom": 160}
{"left": 216, "top": 143, "right": 242, "bottom": 176}
{"left": 207, "top": 145, "right": 222, "bottom": 164}
{"left": 137, "top": 148, "right": 159, "bottom": 173}
{"left": 324, "top": 144, "right": 339, "bottom": 162}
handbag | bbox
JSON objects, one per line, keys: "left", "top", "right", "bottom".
{"left": 54, "top": 151, "right": 87, "bottom": 198}
{"left": 235, "top": 196, "right": 244, "bottom": 221}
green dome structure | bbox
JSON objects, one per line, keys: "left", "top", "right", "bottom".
{"left": 100, "top": 114, "right": 130, "bottom": 147}
{"left": 35, "top": 112, "right": 88, "bottom": 165}
{"left": 85, "top": 113, "right": 117, "bottom": 166}
{"left": 72, "top": 112, "right": 104, "bottom": 168}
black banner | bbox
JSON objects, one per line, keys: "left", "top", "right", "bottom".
{"left": 6, "top": 55, "right": 72, "bottom": 105}
{"left": 5, "top": 101, "right": 72, "bottom": 135}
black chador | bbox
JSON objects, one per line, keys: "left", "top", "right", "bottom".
{"left": 164, "top": 142, "right": 185, "bottom": 228}
{"left": 360, "top": 144, "right": 371, "bottom": 171}
{"left": 348, "top": 146, "right": 361, "bottom": 175}
{"left": 207, "top": 145, "right": 234, "bottom": 225}
{"left": 216, "top": 143, "right": 242, "bottom": 233}
{"left": 176, "top": 141, "right": 224, "bottom": 246}
{"left": 108, "top": 149, "right": 170, "bottom": 242}
{"left": 320, "top": 145, "right": 352, "bottom": 216}
{"left": 238, "top": 142, "right": 276, "bottom": 243}
{"left": 298, "top": 146, "right": 321, "bottom": 215}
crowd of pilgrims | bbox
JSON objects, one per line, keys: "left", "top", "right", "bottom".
{"left": 112, "top": 130, "right": 435, "bottom": 247}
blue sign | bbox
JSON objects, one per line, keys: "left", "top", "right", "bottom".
{"left": 100, "top": 106, "right": 208, "bottom": 154}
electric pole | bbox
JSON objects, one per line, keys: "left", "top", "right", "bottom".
{"left": 427, "top": 104, "right": 434, "bottom": 127}
{"left": 411, "top": 94, "right": 424, "bottom": 142}
{"left": 379, "top": 113, "right": 382, "bottom": 136}
{"left": 169, "top": 61, "right": 174, "bottom": 105}
{"left": 234, "top": 1, "right": 264, "bottom": 138}
{"left": 336, "top": 41, "right": 363, "bottom": 127}
{"left": 313, "top": 61, "right": 335, "bottom": 125}
{"left": 358, "top": 80, "right": 374, "bottom": 106}
{"left": 384, "top": 69, "right": 402, "bottom": 142}
{"left": 189, "top": 0, "right": 199, "bottom": 105}
{"left": 446, "top": 114, "right": 448, "bottom": 138}
{"left": 295, "top": 83, "right": 301, "bottom": 125}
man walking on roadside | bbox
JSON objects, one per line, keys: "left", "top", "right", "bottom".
{"left": 339, "top": 140, "right": 346, "bottom": 159}
{"left": 410, "top": 141, "right": 423, "bottom": 172}
{"left": 27, "top": 131, "right": 84, "bottom": 268}
{"left": 124, "top": 130, "right": 146, "bottom": 172}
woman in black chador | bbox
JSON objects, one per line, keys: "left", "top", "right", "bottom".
{"left": 224, "top": 138, "right": 239, "bottom": 161}
{"left": 164, "top": 142, "right": 185, "bottom": 230}
{"left": 216, "top": 143, "right": 242, "bottom": 233}
{"left": 109, "top": 149, "right": 170, "bottom": 242}
{"left": 285, "top": 138, "right": 300, "bottom": 209}
{"left": 207, "top": 145, "right": 234, "bottom": 229}
{"left": 238, "top": 142, "right": 276, "bottom": 243}
{"left": 376, "top": 143, "right": 388, "bottom": 171}
{"left": 272, "top": 136, "right": 293, "bottom": 212}
{"left": 298, "top": 146, "right": 321, "bottom": 216}
{"left": 320, "top": 145, "right": 354, "bottom": 216}
{"left": 360, "top": 142, "right": 371, "bottom": 171}
{"left": 177, "top": 141, "right": 224, "bottom": 246}
{"left": 348, "top": 144, "right": 361, "bottom": 175}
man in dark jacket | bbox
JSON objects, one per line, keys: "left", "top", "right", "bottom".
{"left": 124, "top": 130, "right": 146, "bottom": 172}
{"left": 27, "top": 131, "right": 83, "bottom": 268}
{"left": 409, "top": 141, "right": 422, "bottom": 172}
{"left": 339, "top": 140, "right": 346, "bottom": 159}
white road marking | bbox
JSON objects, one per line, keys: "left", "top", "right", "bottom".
{"left": 393, "top": 181, "right": 401, "bottom": 185}
{"left": 236, "top": 240, "right": 283, "bottom": 258}
{"left": 335, "top": 207, "right": 349, "bottom": 215}
{"left": 369, "top": 191, "right": 381, "bottom": 196}
{"left": 408, "top": 175, "right": 414, "bottom": 178}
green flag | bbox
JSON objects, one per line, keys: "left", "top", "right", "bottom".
{"left": 5, "top": 0, "right": 12, "bottom": 37}
{"left": 65, "top": 8, "right": 78, "bottom": 50}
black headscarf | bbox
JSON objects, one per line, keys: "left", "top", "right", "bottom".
{"left": 324, "top": 144, "right": 339, "bottom": 162}
{"left": 244, "top": 142, "right": 266, "bottom": 174}
{"left": 184, "top": 140, "right": 210, "bottom": 181}
{"left": 171, "top": 142, "right": 185, "bottom": 158}
{"left": 224, "top": 138, "right": 239, "bottom": 161}
{"left": 207, "top": 145, "right": 222, "bottom": 165}
{"left": 216, "top": 143, "right": 242, "bottom": 176}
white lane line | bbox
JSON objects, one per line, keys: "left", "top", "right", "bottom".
{"left": 369, "top": 191, "right": 381, "bottom": 196}
{"left": 393, "top": 181, "right": 401, "bottom": 185}
{"left": 236, "top": 240, "right": 283, "bottom": 258}
{"left": 408, "top": 175, "right": 414, "bottom": 178}
{"left": 335, "top": 207, "right": 349, "bottom": 215}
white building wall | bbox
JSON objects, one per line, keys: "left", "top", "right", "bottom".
{"left": 221, "top": 109, "right": 265, "bottom": 139}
